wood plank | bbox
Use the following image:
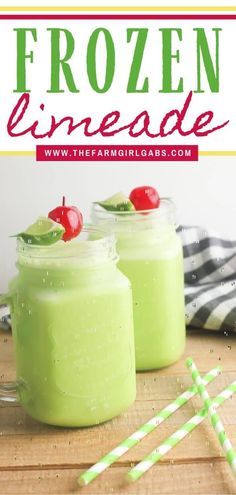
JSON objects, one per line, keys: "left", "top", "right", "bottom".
{"left": 0, "top": 461, "right": 236, "bottom": 495}
{"left": 1, "top": 330, "right": 236, "bottom": 494}
{"left": 1, "top": 330, "right": 236, "bottom": 382}
{"left": 0, "top": 394, "right": 236, "bottom": 468}
{"left": 1, "top": 369, "right": 235, "bottom": 411}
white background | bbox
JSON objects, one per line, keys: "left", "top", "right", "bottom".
{"left": 0, "top": 15, "right": 234, "bottom": 151}
{"left": 1, "top": 154, "right": 236, "bottom": 292}
{"left": 2, "top": 1, "right": 236, "bottom": 7}
{"left": 1, "top": 3, "right": 236, "bottom": 292}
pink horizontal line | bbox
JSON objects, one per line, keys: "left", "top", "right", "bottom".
{"left": 0, "top": 14, "right": 236, "bottom": 19}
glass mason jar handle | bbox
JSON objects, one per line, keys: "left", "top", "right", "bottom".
{"left": 0, "top": 294, "right": 19, "bottom": 403}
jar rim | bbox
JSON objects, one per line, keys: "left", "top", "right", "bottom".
{"left": 91, "top": 197, "right": 176, "bottom": 225}
{"left": 17, "top": 225, "right": 117, "bottom": 264}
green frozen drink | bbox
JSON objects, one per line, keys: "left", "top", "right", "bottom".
{"left": 92, "top": 195, "right": 186, "bottom": 371}
{"left": 0, "top": 227, "right": 136, "bottom": 426}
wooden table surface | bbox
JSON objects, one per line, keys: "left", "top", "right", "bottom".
{"left": 1, "top": 329, "right": 236, "bottom": 495}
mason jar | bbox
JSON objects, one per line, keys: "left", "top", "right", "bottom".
{"left": 0, "top": 227, "right": 136, "bottom": 426}
{"left": 92, "top": 199, "right": 186, "bottom": 371}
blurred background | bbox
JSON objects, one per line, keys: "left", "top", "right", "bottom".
{"left": 0, "top": 155, "right": 236, "bottom": 292}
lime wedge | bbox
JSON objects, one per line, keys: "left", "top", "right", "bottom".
{"left": 17, "top": 217, "right": 65, "bottom": 245}
{"left": 95, "top": 192, "right": 135, "bottom": 212}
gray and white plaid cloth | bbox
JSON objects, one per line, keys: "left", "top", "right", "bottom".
{"left": 0, "top": 304, "right": 11, "bottom": 331}
{"left": 1, "top": 226, "right": 236, "bottom": 332}
{"left": 179, "top": 226, "right": 236, "bottom": 332}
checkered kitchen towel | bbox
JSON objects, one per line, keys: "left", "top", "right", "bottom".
{"left": 1, "top": 226, "right": 236, "bottom": 332}
{"left": 0, "top": 304, "right": 11, "bottom": 331}
{"left": 179, "top": 226, "right": 236, "bottom": 332}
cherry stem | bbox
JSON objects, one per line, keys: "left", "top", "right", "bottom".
{"left": 62, "top": 196, "right": 66, "bottom": 206}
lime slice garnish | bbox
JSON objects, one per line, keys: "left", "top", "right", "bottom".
{"left": 17, "top": 217, "right": 65, "bottom": 245}
{"left": 95, "top": 192, "right": 135, "bottom": 212}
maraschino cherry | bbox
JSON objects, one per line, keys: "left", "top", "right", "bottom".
{"left": 129, "top": 186, "right": 160, "bottom": 210}
{"left": 48, "top": 196, "right": 83, "bottom": 242}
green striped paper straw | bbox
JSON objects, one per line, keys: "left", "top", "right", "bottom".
{"left": 186, "top": 357, "right": 236, "bottom": 477}
{"left": 78, "top": 367, "right": 220, "bottom": 486}
{"left": 127, "top": 378, "right": 236, "bottom": 482}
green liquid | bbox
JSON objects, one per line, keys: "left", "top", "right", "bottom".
{"left": 10, "top": 260, "right": 136, "bottom": 426}
{"left": 117, "top": 228, "right": 186, "bottom": 370}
